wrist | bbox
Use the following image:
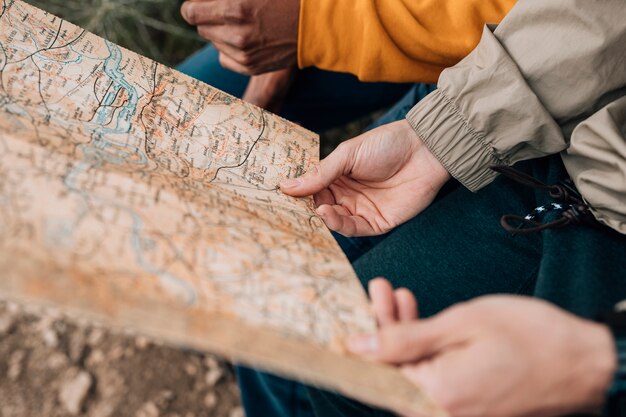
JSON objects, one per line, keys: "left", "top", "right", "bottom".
{"left": 405, "top": 90, "right": 499, "bottom": 192}
{"left": 402, "top": 120, "right": 451, "bottom": 191}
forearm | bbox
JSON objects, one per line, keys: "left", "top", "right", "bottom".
{"left": 407, "top": 0, "right": 626, "bottom": 191}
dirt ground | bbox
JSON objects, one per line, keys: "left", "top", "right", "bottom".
{"left": 0, "top": 301, "right": 242, "bottom": 417}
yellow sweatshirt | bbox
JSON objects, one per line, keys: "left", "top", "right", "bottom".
{"left": 298, "top": 0, "right": 515, "bottom": 83}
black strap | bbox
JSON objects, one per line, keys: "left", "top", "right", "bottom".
{"left": 490, "top": 165, "right": 596, "bottom": 235}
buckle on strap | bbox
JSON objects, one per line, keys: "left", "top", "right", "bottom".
{"left": 490, "top": 165, "right": 596, "bottom": 235}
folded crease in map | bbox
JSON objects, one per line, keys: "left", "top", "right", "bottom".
{"left": 0, "top": 1, "right": 444, "bottom": 416}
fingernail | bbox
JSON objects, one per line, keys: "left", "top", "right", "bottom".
{"left": 347, "top": 334, "right": 380, "bottom": 354}
{"left": 280, "top": 179, "right": 301, "bottom": 189}
{"left": 180, "top": 3, "right": 189, "bottom": 19}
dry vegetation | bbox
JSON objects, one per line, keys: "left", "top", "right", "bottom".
{"left": 28, "top": 0, "right": 205, "bottom": 67}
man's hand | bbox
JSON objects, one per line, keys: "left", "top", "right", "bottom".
{"left": 180, "top": 0, "right": 299, "bottom": 75}
{"left": 243, "top": 68, "right": 297, "bottom": 113}
{"left": 348, "top": 279, "right": 617, "bottom": 417}
{"left": 280, "top": 120, "right": 450, "bottom": 237}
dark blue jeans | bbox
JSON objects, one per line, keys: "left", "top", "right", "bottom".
{"left": 177, "top": 44, "right": 431, "bottom": 417}
{"left": 177, "top": 44, "right": 413, "bottom": 133}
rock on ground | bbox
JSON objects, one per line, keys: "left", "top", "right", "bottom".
{"left": 59, "top": 368, "right": 93, "bottom": 414}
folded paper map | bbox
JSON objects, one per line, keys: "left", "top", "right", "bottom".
{"left": 0, "top": 1, "right": 444, "bottom": 415}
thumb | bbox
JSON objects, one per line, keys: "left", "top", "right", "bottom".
{"left": 280, "top": 142, "right": 354, "bottom": 197}
{"left": 347, "top": 313, "right": 459, "bottom": 365}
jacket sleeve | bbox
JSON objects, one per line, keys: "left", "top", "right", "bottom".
{"left": 563, "top": 98, "right": 626, "bottom": 234}
{"left": 405, "top": 0, "right": 626, "bottom": 232}
{"left": 297, "top": 0, "right": 516, "bottom": 83}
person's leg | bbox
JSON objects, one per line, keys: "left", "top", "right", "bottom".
{"left": 279, "top": 69, "right": 415, "bottom": 132}
{"left": 236, "top": 367, "right": 316, "bottom": 417}
{"left": 525, "top": 156, "right": 626, "bottom": 318}
{"left": 535, "top": 225, "right": 626, "bottom": 317}
{"left": 177, "top": 44, "right": 250, "bottom": 98}
{"left": 176, "top": 45, "right": 413, "bottom": 132}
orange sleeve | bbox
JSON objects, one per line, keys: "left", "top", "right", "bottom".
{"left": 297, "top": 0, "right": 516, "bottom": 83}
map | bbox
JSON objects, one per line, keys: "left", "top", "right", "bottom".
{"left": 0, "top": 2, "right": 443, "bottom": 416}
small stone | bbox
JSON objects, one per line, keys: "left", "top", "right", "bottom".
{"left": 6, "top": 301, "right": 20, "bottom": 314}
{"left": 90, "top": 403, "right": 116, "bottom": 417}
{"left": 59, "top": 369, "right": 93, "bottom": 415}
{"left": 98, "top": 368, "right": 125, "bottom": 399}
{"left": 203, "top": 392, "right": 217, "bottom": 409}
{"left": 68, "top": 331, "right": 87, "bottom": 363}
{"left": 53, "top": 319, "right": 67, "bottom": 334}
{"left": 204, "top": 367, "right": 223, "bottom": 387}
{"left": 184, "top": 362, "right": 198, "bottom": 376}
{"left": 135, "top": 401, "right": 160, "bottom": 417}
{"left": 108, "top": 344, "right": 124, "bottom": 360}
{"left": 47, "top": 352, "right": 70, "bottom": 370}
{"left": 203, "top": 356, "right": 219, "bottom": 370}
{"left": 135, "top": 337, "right": 149, "bottom": 350}
{"left": 154, "top": 390, "right": 175, "bottom": 409}
{"left": 0, "top": 312, "right": 15, "bottom": 336}
{"left": 87, "top": 328, "right": 105, "bottom": 346}
{"left": 8, "top": 350, "right": 25, "bottom": 380}
{"left": 85, "top": 369, "right": 125, "bottom": 417}
{"left": 41, "top": 327, "right": 59, "bottom": 348}
{"left": 228, "top": 406, "right": 245, "bottom": 417}
{"left": 86, "top": 349, "right": 105, "bottom": 367}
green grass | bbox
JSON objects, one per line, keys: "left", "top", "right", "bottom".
{"left": 27, "top": 0, "right": 205, "bottom": 67}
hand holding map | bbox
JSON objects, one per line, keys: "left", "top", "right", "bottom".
{"left": 0, "top": 2, "right": 444, "bottom": 415}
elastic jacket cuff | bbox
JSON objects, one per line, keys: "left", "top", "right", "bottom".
{"left": 406, "top": 89, "right": 505, "bottom": 191}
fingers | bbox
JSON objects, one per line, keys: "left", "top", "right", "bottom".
{"left": 316, "top": 204, "right": 376, "bottom": 237}
{"left": 369, "top": 278, "right": 397, "bottom": 327}
{"left": 368, "top": 278, "right": 418, "bottom": 327}
{"left": 242, "top": 68, "right": 295, "bottom": 112}
{"left": 181, "top": 1, "right": 221, "bottom": 25}
{"left": 395, "top": 288, "right": 419, "bottom": 322}
{"left": 218, "top": 52, "right": 253, "bottom": 76}
{"left": 313, "top": 188, "right": 335, "bottom": 207}
{"left": 181, "top": 1, "right": 250, "bottom": 26}
{"left": 211, "top": 39, "right": 248, "bottom": 61}
{"left": 280, "top": 142, "right": 354, "bottom": 197}
{"left": 347, "top": 314, "right": 458, "bottom": 364}
{"left": 368, "top": 278, "right": 419, "bottom": 325}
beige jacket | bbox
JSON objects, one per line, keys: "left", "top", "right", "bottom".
{"left": 406, "top": 0, "right": 626, "bottom": 234}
